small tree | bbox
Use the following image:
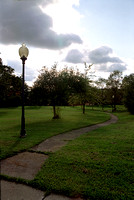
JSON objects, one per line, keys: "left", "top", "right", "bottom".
{"left": 96, "top": 78, "right": 107, "bottom": 110}
{"left": 69, "top": 75, "right": 90, "bottom": 114}
{"left": 68, "top": 66, "right": 92, "bottom": 114}
{"left": 32, "top": 65, "right": 72, "bottom": 118}
{"left": 106, "top": 70, "right": 123, "bottom": 112}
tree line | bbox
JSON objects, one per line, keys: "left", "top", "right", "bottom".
{"left": 0, "top": 60, "right": 134, "bottom": 116}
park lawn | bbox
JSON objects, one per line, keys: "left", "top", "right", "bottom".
{"left": 34, "top": 111, "right": 134, "bottom": 200}
{"left": 0, "top": 106, "right": 110, "bottom": 159}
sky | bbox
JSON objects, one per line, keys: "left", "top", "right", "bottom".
{"left": 0, "top": 0, "right": 134, "bottom": 86}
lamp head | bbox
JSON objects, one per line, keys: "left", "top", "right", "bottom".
{"left": 19, "top": 43, "right": 29, "bottom": 59}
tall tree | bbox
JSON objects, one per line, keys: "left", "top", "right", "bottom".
{"left": 0, "top": 60, "right": 30, "bottom": 107}
{"left": 122, "top": 73, "right": 134, "bottom": 114}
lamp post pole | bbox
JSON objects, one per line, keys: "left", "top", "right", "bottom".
{"left": 20, "top": 56, "right": 27, "bottom": 137}
{"left": 19, "top": 44, "right": 29, "bottom": 138}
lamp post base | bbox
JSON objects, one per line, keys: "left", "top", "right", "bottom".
{"left": 20, "top": 131, "right": 26, "bottom": 138}
{"left": 20, "top": 116, "right": 26, "bottom": 138}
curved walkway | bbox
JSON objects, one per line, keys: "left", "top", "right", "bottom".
{"left": 31, "top": 113, "right": 118, "bottom": 152}
{"left": 1, "top": 113, "right": 118, "bottom": 200}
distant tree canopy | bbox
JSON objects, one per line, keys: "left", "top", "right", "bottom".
{"left": 1, "top": 58, "right": 134, "bottom": 116}
{"left": 122, "top": 74, "right": 134, "bottom": 114}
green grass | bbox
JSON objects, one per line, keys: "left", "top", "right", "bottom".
{"left": 33, "top": 111, "right": 134, "bottom": 200}
{"left": 1, "top": 106, "right": 133, "bottom": 199}
{"left": 0, "top": 106, "right": 110, "bottom": 159}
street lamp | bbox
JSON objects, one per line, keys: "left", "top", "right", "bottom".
{"left": 19, "top": 44, "right": 29, "bottom": 137}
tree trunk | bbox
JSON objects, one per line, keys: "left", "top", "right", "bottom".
{"left": 53, "top": 105, "right": 60, "bottom": 119}
{"left": 83, "top": 104, "right": 85, "bottom": 114}
{"left": 53, "top": 105, "right": 56, "bottom": 118}
{"left": 113, "top": 104, "right": 116, "bottom": 112}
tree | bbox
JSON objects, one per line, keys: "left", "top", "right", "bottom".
{"left": 32, "top": 65, "right": 71, "bottom": 118}
{"left": 70, "top": 63, "right": 93, "bottom": 114}
{"left": 96, "top": 78, "right": 107, "bottom": 110}
{"left": 68, "top": 75, "right": 90, "bottom": 114}
{"left": 0, "top": 64, "right": 22, "bottom": 107}
{"left": 122, "top": 74, "right": 134, "bottom": 114}
{"left": 0, "top": 59, "right": 30, "bottom": 107}
{"left": 67, "top": 65, "right": 92, "bottom": 114}
{"left": 106, "top": 70, "right": 123, "bottom": 112}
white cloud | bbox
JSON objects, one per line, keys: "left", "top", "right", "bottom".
{"left": 64, "top": 49, "right": 83, "bottom": 63}
{"left": 0, "top": 0, "right": 82, "bottom": 49}
{"left": 88, "top": 46, "right": 123, "bottom": 64}
{"left": 95, "top": 63, "right": 127, "bottom": 72}
{"left": 108, "top": 63, "right": 127, "bottom": 72}
{"left": 64, "top": 46, "right": 127, "bottom": 73}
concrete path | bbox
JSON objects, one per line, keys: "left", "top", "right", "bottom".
{"left": 0, "top": 113, "right": 118, "bottom": 200}
{"left": 1, "top": 180, "right": 45, "bottom": 200}
{"left": 31, "top": 113, "right": 117, "bottom": 152}
{"left": 1, "top": 152, "right": 48, "bottom": 180}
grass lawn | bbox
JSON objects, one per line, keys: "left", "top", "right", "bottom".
{"left": 33, "top": 111, "right": 134, "bottom": 200}
{"left": 0, "top": 106, "right": 110, "bottom": 159}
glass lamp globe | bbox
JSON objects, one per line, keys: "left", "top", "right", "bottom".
{"left": 19, "top": 43, "right": 29, "bottom": 58}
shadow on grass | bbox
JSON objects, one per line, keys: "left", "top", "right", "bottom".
{"left": 0, "top": 131, "right": 27, "bottom": 160}
{"left": 26, "top": 106, "right": 42, "bottom": 110}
